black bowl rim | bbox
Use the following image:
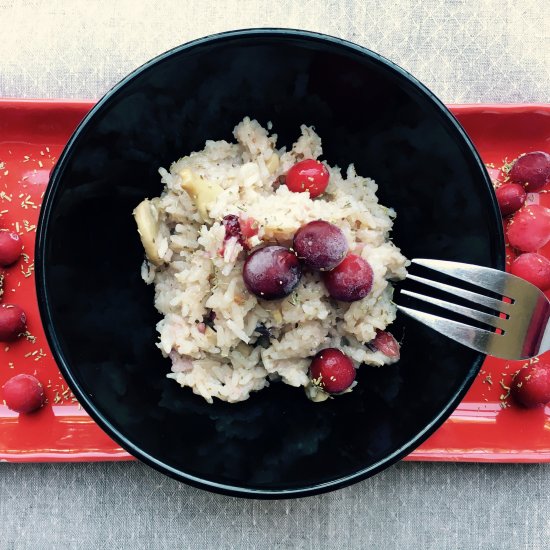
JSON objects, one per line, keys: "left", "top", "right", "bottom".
{"left": 35, "top": 27, "right": 505, "bottom": 499}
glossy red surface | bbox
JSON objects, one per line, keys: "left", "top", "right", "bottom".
{"left": 407, "top": 104, "right": 550, "bottom": 462}
{"left": 0, "top": 100, "right": 130, "bottom": 461}
{"left": 0, "top": 100, "right": 548, "bottom": 463}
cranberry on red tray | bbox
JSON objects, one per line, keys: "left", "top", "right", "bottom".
{"left": 0, "top": 231, "right": 23, "bottom": 267}
{"left": 510, "top": 253, "right": 550, "bottom": 291}
{"left": 495, "top": 183, "right": 526, "bottom": 217}
{"left": 0, "top": 304, "right": 27, "bottom": 341}
{"left": 511, "top": 362, "right": 550, "bottom": 408}
{"left": 2, "top": 374, "right": 45, "bottom": 414}
{"left": 509, "top": 151, "right": 550, "bottom": 192}
{"left": 309, "top": 348, "right": 356, "bottom": 394}
{"left": 293, "top": 220, "right": 348, "bottom": 271}
{"left": 285, "top": 159, "right": 330, "bottom": 198}
{"left": 243, "top": 245, "right": 301, "bottom": 300}
{"left": 322, "top": 254, "right": 374, "bottom": 302}
{"left": 506, "top": 205, "right": 550, "bottom": 253}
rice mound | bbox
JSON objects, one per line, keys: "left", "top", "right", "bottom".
{"left": 138, "top": 118, "right": 408, "bottom": 403}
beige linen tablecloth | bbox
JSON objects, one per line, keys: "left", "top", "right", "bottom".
{"left": 1, "top": 1, "right": 549, "bottom": 549}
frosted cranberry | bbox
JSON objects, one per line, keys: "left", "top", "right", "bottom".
{"left": 510, "top": 253, "right": 550, "bottom": 290}
{"left": 309, "top": 348, "right": 356, "bottom": 394}
{"left": 0, "top": 304, "right": 26, "bottom": 341}
{"left": 286, "top": 159, "right": 329, "bottom": 198}
{"left": 2, "top": 374, "right": 45, "bottom": 413}
{"left": 293, "top": 220, "right": 348, "bottom": 271}
{"left": 509, "top": 151, "right": 550, "bottom": 192}
{"left": 506, "top": 205, "right": 550, "bottom": 252}
{"left": 243, "top": 245, "right": 301, "bottom": 300}
{"left": 322, "top": 254, "right": 374, "bottom": 302}
{"left": 511, "top": 362, "right": 550, "bottom": 408}
{"left": 495, "top": 183, "right": 526, "bottom": 217}
{"left": 0, "top": 231, "right": 22, "bottom": 266}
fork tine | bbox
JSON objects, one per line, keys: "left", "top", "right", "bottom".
{"left": 400, "top": 289, "right": 507, "bottom": 330}
{"left": 406, "top": 274, "right": 513, "bottom": 315}
{"left": 396, "top": 304, "right": 502, "bottom": 356}
{"left": 412, "top": 259, "right": 515, "bottom": 296}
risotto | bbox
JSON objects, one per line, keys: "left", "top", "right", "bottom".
{"left": 133, "top": 118, "right": 408, "bottom": 403}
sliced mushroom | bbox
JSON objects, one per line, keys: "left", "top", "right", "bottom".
{"left": 262, "top": 219, "right": 299, "bottom": 242}
{"left": 265, "top": 153, "right": 280, "bottom": 175}
{"left": 235, "top": 341, "right": 252, "bottom": 358}
{"left": 305, "top": 384, "right": 330, "bottom": 402}
{"left": 133, "top": 199, "right": 163, "bottom": 265}
{"left": 179, "top": 169, "right": 223, "bottom": 221}
{"left": 248, "top": 234, "right": 262, "bottom": 248}
{"left": 272, "top": 309, "right": 283, "bottom": 325}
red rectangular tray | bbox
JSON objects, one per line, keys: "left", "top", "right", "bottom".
{"left": 0, "top": 99, "right": 549, "bottom": 463}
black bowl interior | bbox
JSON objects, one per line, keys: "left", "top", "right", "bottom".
{"left": 36, "top": 29, "right": 504, "bottom": 497}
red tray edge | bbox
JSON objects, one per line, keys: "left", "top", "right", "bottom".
{"left": 1, "top": 98, "right": 549, "bottom": 113}
{"left": 405, "top": 452, "right": 550, "bottom": 463}
{"left": 8, "top": 453, "right": 550, "bottom": 464}
{"left": 2, "top": 453, "right": 135, "bottom": 463}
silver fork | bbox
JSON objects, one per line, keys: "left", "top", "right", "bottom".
{"left": 396, "top": 259, "right": 550, "bottom": 360}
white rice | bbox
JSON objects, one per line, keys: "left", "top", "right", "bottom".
{"left": 139, "top": 118, "right": 408, "bottom": 403}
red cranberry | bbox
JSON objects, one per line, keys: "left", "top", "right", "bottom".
{"left": 309, "top": 348, "right": 356, "bottom": 394}
{"left": 322, "top": 254, "right": 374, "bottom": 302}
{"left": 2, "top": 374, "right": 45, "bottom": 413}
{"left": 510, "top": 253, "right": 550, "bottom": 290}
{"left": 369, "top": 330, "right": 400, "bottom": 359}
{"left": 495, "top": 183, "right": 526, "bottom": 217}
{"left": 286, "top": 159, "right": 329, "bottom": 198}
{"left": 222, "top": 214, "right": 247, "bottom": 250}
{"left": 511, "top": 362, "right": 550, "bottom": 408}
{"left": 0, "top": 304, "right": 26, "bottom": 341}
{"left": 239, "top": 217, "right": 259, "bottom": 240}
{"left": 509, "top": 151, "right": 550, "bottom": 192}
{"left": 506, "top": 205, "right": 550, "bottom": 252}
{"left": 0, "top": 231, "right": 23, "bottom": 266}
{"left": 293, "top": 220, "right": 348, "bottom": 271}
{"left": 243, "top": 245, "right": 301, "bottom": 300}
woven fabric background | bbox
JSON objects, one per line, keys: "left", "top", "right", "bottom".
{"left": 1, "top": 1, "right": 550, "bottom": 549}
{"left": 1, "top": 0, "right": 549, "bottom": 102}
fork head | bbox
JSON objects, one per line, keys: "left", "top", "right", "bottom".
{"left": 396, "top": 259, "right": 550, "bottom": 360}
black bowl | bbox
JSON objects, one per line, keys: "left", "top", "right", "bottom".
{"left": 36, "top": 29, "right": 504, "bottom": 498}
